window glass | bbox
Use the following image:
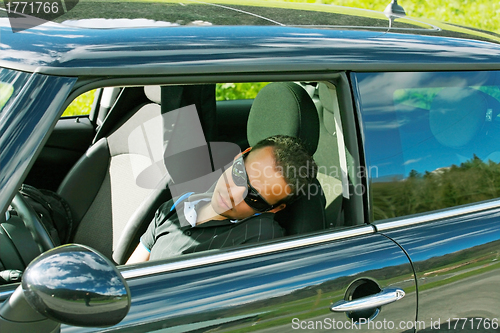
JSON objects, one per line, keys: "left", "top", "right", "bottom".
{"left": 61, "top": 89, "right": 97, "bottom": 117}
{"left": 356, "top": 71, "right": 500, "bottom": 220}
{"left": 0, "top": 68, "right": 31, "bottom": 114}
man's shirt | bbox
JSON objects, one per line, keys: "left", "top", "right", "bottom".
{"left": 141, "top": 192, "right": 284, "bottom": 261}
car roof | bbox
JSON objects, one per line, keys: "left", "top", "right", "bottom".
{"left": 1, "top": 0, "right": 500, "bottom": 76}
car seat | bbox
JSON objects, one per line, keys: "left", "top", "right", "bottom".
{"left": 58, "top": 86, "right": 170, "bottom": 263}
{"left": 247, "top": 82, "right": 326, "bottom": 235}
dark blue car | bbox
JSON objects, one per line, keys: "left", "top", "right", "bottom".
{"left": 0, "top": 1, "right": 499, "bottom": 332}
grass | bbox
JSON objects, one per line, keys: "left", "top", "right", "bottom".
{"left": 417, "top": 260, "right": 500, "bottom": 293}
{"left": 276, "top": 0, "right": 500, "bottom": 34}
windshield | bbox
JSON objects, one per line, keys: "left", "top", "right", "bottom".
{"left": 0, "top": 68, "right": 31, "bottom": 114}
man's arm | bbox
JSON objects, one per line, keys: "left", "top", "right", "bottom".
{"left": 126, "top": 199, "right": 177, "bottom": 264}
{"left": 126, "top": 243, "right": 150, "bottom": 264}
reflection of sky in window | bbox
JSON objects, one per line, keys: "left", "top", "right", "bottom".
{"left": 356, "top": 71, "right": 500, "bottom": 180}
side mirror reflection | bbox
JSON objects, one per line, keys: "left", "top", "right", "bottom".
{"left": 0, "top": 244, "right": 131, "bottom": 332}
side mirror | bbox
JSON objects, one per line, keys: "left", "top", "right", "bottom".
{"left": 0, "top": 244, "right": 131, "bottom": 332}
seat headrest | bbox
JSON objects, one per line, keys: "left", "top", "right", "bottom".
{"left": 247, "top": 82, "right": 320, "bottom": 155}
{"left": 144, "top": 85, "right": 161, "bottom": 104}
{"left": 429, "top": 87, "right": 488, "bottom": 148}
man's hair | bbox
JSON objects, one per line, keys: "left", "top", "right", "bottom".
{"left": 252, "top": 135, "right": 317, "bottom": 204}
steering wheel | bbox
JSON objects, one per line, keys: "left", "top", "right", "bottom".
{"left": 11, "top": 192, "right": 55, "bottom": 252}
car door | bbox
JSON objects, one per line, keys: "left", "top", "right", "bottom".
{"left": 58, "top": 78, "right": 417, "bottom": 333}
{"left": 58, "top": 228, "right": 415, "bottom": 333}
{"left": 354, "top": 71, "right": 500, "bottom": 332}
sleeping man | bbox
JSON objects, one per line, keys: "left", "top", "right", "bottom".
{"left": 126, "top": 135, "right": 317, "bottom": 263}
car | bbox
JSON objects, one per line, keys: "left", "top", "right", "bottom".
{"left": 1, "top": 1, "right": 500, "bottom": 332}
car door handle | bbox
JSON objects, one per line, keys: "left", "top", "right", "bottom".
{"left": 330, "top": 287, "right": 405, "bottom": 312}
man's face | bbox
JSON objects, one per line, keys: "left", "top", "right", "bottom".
{"left": 211, "top": 146, "right": 291, "bottom": 220}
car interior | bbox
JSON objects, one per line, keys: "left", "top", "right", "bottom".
{"left": 11, "top": 80, "right": 356, "bottom": 269}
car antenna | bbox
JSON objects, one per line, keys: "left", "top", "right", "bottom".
{"left": 384, "top": 0, "right": 406, "bottom": 28}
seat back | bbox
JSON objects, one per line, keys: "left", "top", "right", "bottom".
{"left": 247, "top": 82, "right": 325, "bottom": 236}
{"left": 58, "top": 86, "right": 168, "bottom": 262}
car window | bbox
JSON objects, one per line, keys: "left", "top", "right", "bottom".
{"left": 60, "top": 89, "right": 97, "bottom": 117}
{"left": 5, "top": 79, "right": 352, "bottom": 271}
{"left": 355, "top": 71, "right": 500, "bottom": 221}
{"left": 107, "top": 81, "right": 350, "bottom": 264}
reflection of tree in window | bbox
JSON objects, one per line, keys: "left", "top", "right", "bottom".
{"left": 372, "top": 155, "right": 500, "bottom": 220}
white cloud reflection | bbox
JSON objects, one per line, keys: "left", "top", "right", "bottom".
{"left": 29, "top": 249, "right": 122, "bottom": 296}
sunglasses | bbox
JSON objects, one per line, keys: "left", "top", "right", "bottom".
{"left": 231, "top": 151, "right": 277, "bottom": 212}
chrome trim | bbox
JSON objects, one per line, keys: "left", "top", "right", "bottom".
{"left": 330, "top": 287, "right": 405, "bottom": 312}
{"left": 120, "top": 225, "right": 375, "bottom": 279}
{"left": 375, "top": 199, "right": 500, "bottom": 231}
